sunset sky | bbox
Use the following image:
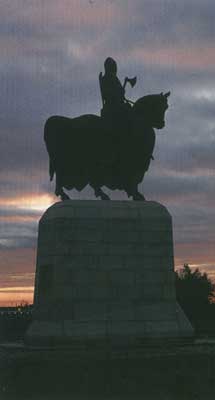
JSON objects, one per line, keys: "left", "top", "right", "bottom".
{"left": 0, "top": 0, "right": 214, "bottom": 305}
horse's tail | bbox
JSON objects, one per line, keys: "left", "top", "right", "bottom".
{"left": 44, "top": 117, "right": 57, "bottom": 181}
{"left": 49, "top": 158, "right": 55, "bottom": 181}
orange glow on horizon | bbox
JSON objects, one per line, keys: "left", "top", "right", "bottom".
{"left": 0, "top": 287, "right": 34, "bottom": 307}
{"left": 0, "top": 193, "right": 56, "bottom": 212}
{"left": 0, "top": 286, "right": 34, "bottom": 292}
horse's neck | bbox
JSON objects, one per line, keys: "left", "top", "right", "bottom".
{"left": 132, "top": 114, "right": 154, "bottom": 134}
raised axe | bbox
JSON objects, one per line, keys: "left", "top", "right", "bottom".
{"left": 123, "top": 76, "right": 137, "bottom": 90}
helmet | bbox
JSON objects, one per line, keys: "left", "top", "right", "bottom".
{"left": 104, "top": 57, "right": 117, "bottom": 74}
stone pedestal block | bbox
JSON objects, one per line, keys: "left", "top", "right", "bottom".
{"left": 26, "top": 201, "right": 193, "bottom": 346}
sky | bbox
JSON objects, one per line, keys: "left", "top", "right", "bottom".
{"left": 0, "top": 0, "right": 214, "bottom": 305}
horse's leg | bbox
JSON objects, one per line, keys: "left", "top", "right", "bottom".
{"left": 60, "top": 190, "right": 70, "bottom": 201}
{"left": 91, "top": 185, "right": 110, "bottom": 200}
{"left": 132, "top": 190, "right": 145, "bottom": 201}
{"left": 55, "top": 171, "right": 70, "bottom": 201}
{"left": 125, "top": 182, "right": 145, "bottom": 201}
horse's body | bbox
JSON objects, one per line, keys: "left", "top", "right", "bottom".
{"left": 44, "top": 93, "right": 170, "bottom": 200}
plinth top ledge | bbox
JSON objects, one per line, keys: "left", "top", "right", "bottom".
{"left": 40, "top": 200, "right": 171, "bottom": 222}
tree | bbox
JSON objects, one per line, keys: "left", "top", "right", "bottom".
{"left": 176, "top": 264, "right": 214, "bottom": 302}
{"left": 175, "top": 264, "right": 215, "bottom": 333}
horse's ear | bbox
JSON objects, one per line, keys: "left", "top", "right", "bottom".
{"left": 164, "top": 91, "right": 171, "bottom": 98}
{"left": 160, "top": 92, "right": 163, "bottom": 96}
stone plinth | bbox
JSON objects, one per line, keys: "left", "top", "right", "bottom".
{"left": 26, "top": 201, "right": 193, "bottom": 346}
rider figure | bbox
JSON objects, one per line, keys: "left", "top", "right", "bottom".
{"left": 101, "top": 57, "right": 125, "bottom": 109}
{"left": 99, "top": 57, "right": 135, "bottom": 121}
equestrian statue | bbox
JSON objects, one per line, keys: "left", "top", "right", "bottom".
{"left": 44, "top": 57, "right": 170, "bottom": 201}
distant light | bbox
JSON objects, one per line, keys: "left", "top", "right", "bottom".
{"left": 0, "top": 287, "right": 34, "bottom": 292}
{"left": 0, "top": 194, "right": 55, "bottom": 213}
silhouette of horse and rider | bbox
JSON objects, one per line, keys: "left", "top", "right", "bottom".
{"left": 44, "top": 57, "right": 170, "bottom": 200}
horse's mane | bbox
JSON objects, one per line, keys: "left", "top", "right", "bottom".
{"left": 132, "top": 93, "right": 168, "bottom": 116}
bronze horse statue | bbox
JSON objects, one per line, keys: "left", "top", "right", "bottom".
{"left": 44, "top": 92, "right": 170, "bottom": 200}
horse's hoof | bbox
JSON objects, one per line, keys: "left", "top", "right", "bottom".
{"left": 101, "top": 193, "right": 110, "bottom": 200}
{"left": 133, "top": 193, "right": 145, "bottom": 201}
{"left": 93, "top": 186, "right": 110, "bottom": 200}
{"left": 60, "top": 192, "right": 70, "bottom": 201}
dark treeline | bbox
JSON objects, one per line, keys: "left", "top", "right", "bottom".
{"left": 176, "top": 264, "right": 215, "bottom": 335}
{"left": 0, "top": 303, "right": 33, "bottom": 341}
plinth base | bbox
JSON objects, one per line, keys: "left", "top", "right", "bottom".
{"left": 26, "top": 302, "right": 193, "bottom": 347}
{"left": 26, "top": 201, "right": 193, "bottom": 346}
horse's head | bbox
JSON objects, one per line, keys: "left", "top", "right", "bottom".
{"left": 132, "top": 91, "right": 170, "bottom": 129}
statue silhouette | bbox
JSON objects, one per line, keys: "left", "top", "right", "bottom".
{"left": 44, "top": 59, "right": 170, "bottom": 201}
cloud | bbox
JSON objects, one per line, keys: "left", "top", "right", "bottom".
{"left": 0, "top": 248, "right": 36, "bottom": 274}
{"left": 0, "top": 237, "right": 37, "bottom": 250}
{"left": 0, "top": 286, "right": 34, "bottom": 292}
{"left": 0, "top": 0, "right": 133, "bottom": 32}
{"left": 116, "top": 0, "right": 215, "bottom": 49}
{"left": 143, "top": 170, "right": 215, "bottom": 202}
{"left": 128, "top": 46, "right": 215, "bottom": 71}
{"left": 158, "top": 141, "right": 215, "bottom": 174}
{"left": 175, "top": 241, "right": 215, "bottom": 269}
{"left": 0, "top": 192, "right": 55, "bottom": 252}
